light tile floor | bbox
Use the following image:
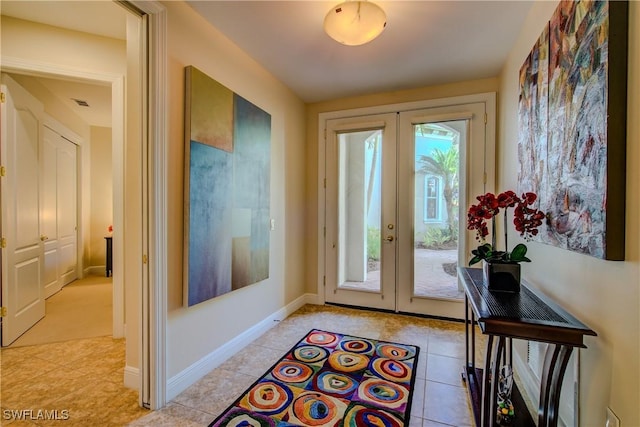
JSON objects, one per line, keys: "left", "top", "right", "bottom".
{"left": 0, "top": 336, "right": 149, "bottom": 426}
{"left": 0, "top": 304, "right": 486, "bottom": 426}
{"left": 131, "top": 304, "right": 486, "bottom": 427}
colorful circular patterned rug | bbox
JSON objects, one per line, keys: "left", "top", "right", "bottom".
{"left": 209, "top": 329, "right": 420, "bottom": 427}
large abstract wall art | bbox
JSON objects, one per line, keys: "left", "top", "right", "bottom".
{"left": 518, "top": 0, "right": 628, "bottom": 260}
{"left": 184, "top": 66, "right": 271, "bottom": 306}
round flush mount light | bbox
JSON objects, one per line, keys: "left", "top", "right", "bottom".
{"left": 324, "top": 1, "right": 387, "bottom": 46}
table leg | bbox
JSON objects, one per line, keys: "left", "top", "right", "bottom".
{"left": 488, "top": 336, "right": 506, "bottom": 427}
{"left": 538, "top": 344, "right": 574, "bottom": 427}
{"left": 465, "top": 297, "right": 470, "bottom": 370}
{"left": 481, "top": 335, "right": 494, "bottom": 427}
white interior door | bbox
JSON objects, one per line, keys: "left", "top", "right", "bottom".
{"left": 1, "top": 74, "right": 46, "bottom": 346}
{"left": 42, "top": 126, "right": 60, "bottom": 297}
{"left": 55, "top": 131, "right": 78, "bottom": 286}
{"left": 42, "top": 125, "right": 78, "bottom": 298}
{"left": 325, "top": 113, "right": 397, "bottom": 311}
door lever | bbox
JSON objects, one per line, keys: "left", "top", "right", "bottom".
{"left": 384, "top": 235, "right": 394, "bottom": 242}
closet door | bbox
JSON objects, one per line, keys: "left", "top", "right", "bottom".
{"left": 42, "top": 125, "right": 78, "bottom": 298}
{"left": 55, "top": 132, "right": 78, "bottom": 286}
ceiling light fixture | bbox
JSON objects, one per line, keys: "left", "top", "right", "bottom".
{"left": 324, "top": 1, "right": 387, "bottom": 46}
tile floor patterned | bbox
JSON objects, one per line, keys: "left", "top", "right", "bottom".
{"left": 0, "top": 336, "right": 148, "bottom": 426}
{"left": 131, "top": 304, "right": 483, "bottom": 427}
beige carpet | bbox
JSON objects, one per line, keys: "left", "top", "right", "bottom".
{"left": 9, "top": 275, "right": 112, "bottom": 347}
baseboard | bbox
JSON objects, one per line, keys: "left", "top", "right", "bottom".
{"left": 124, "top": 365, "right": 140, "bottom": 390}
{"left": 84, "top": 266, "right": 107, "bottom": 276}
{"left": 166, "top": 293, "right": 315, "bottom": 401}
{"left": 303, "top": 293, "right": 321, "bottom": 305}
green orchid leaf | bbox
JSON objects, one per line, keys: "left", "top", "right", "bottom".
{"left": 509, "top": 243, "right": 529, "bottom": 262}
{"left": 468, "top": 256, "right": 482, "bottom": 266}
{"left": 477, "top": 243, "right": 493, "bottom": 256}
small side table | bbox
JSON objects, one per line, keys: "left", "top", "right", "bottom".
{"left": 105, "top": 236, "right": 113, "bottom": 277}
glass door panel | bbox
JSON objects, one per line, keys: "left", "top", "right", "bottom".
{"left": 397, "top": 104, "right": 488, "bottom": 319}
{"left": 338, "top": 130, "right": 382, "bottom": 293}
{"left": 413, "top": 122, "right": 465, "bottom": 300}
{"left": 324, "top": 114, "right": 397, "bottom": 311}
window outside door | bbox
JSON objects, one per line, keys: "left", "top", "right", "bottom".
{"left": 323, "top": 99, "right": 493, "bottom": 319}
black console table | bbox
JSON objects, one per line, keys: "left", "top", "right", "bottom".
{"left": 105, "top": 236, "right": 113, "bottom": 277}
{"left": 458, "top": 267, "right": 596, "bottom": 427}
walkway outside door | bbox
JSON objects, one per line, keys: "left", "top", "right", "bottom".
{"left": 323, "top": 100, "right": 492, "bottom": 319}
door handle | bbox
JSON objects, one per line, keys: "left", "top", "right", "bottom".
{"left": 385, "top": 235, "right": 394, "bottom": 242}
{"left": 40, "top": 235, "right": 48, "bottom": 241}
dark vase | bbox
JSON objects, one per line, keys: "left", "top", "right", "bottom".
{"left": 482, "top": 260, "right": 521, "bottom": 292}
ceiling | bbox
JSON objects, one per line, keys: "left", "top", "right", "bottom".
{"left": 1, "top": 0, "right": 534, "bottom": 125}
{"left": 188, "top": 1, "right": 534, "bottom": 103}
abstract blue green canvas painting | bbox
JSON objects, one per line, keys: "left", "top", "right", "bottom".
{"left": 184, "top": 66, "right": 271, "bottom": 306}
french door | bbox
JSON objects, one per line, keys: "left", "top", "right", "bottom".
{"left": 325, "top": 113, "right": 398, "bottom": 311}
{"left": 324, "top": 101, "right": 491, "bottom": 319}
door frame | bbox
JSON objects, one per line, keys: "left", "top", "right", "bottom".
{"left": 317, "top": 93, "right": 496, "bottom": 311}
{"left": 0, "top": 0, "right": 167, "bottom": 410}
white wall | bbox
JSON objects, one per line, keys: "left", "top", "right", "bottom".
{"left": 163, "top": 1, "right": 306, "bottom": 380}
{"left": 498, "top": 1, "right": 640, "bottom": 425}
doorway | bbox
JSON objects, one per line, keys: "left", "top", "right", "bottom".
{"left": 1, "top": 71, "right": 113, "bottom": 347}
{"left": 321, "top": 96, "right": 495, "bottom": 320}
{"left": 0, "top": 0, "right": 165, "bottom": 409}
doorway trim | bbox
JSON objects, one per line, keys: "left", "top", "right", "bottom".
{"left": 317, "top": 93, "right": 496, "bottom": 308}
{"left": 130, "top": 0, "right": 168, "bottom": 410}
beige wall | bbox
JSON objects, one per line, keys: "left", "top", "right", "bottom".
{"left": 498, "top": 1, "right": 640, "bottom": 425}
{"left": 304, "top": 77, "right": 499, "bottom": 294}
{"left": 6, "top": 73, "right": 91, "bottom": 141}
{"left": 163, "top": 1, "right": 306, "bottom": 378}
{"left": 1, "top": 16, "right": 126, "bottom": 76}
{"left": 89, "top": 126, "right": 113, "bottom": 267}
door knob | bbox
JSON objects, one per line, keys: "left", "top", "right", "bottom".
{"left": 385, "top": 235, "right": 394, "bottom": 242}
{"left": 40, "top": 235, "right": 48, "bottom": 241}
